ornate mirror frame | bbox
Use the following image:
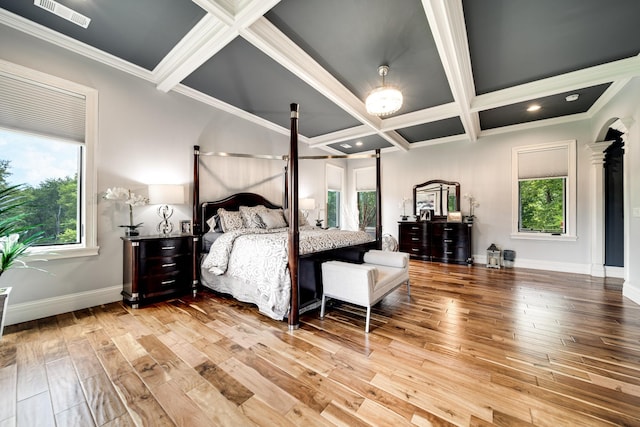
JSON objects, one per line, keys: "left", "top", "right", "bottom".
{"left": 413, "top": 179, "right": 461, "bottom": 219}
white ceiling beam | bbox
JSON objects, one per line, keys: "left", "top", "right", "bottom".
{"left": 191, "top": 0, "right": 235, "bottom": 25}
{"left": 380, "top": 102, "right": 459, "bottom": 132}
{"left": 156, "top": 0, "right": 281, "bottom": 92}
{"left": 308, "top": 125, "right": 374, "bottom": 148}
{"left": 472, "top": 55, "right": 640, "bottom": 112}
{"left": 422, "top": 0, "right": 480, "bottom": 142}
{"left": 242, "top": 17, "right": 411, "bottom": 152}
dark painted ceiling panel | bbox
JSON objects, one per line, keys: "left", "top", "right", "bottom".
{"left": 2, "top": 1, "right": 640, "bottom": 153}
{"left": 479, "top": 83, "right": 610, "bottom": 130}
{"left": 266, "top": 0, "right": 454, "bottom": 115}
{"left": 397, "top": 117, "right": 466, "bottom": 143}
{"left": 327, "top": 134, "right": 392, "bottom": 155}
{"left": 464, "top": 0, "right": 640, "bottom": 94}
{"left": 1, "top": 0, "right": 206, "bottom": 71}
{"left": 182, "top": 37, "right": 361, "bottom": 137}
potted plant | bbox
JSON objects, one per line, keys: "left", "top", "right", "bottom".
{"left": 0, "top": 184, "right": 44, "bottom": 336}
{"left": 103, "top": 187, "right": 149, "bottom": 236}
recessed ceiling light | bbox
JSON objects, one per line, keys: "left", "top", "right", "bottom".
{"left": 565, "top": 94, "right": 579, "bottom": 102}
{"left": 340, "top": 143, "right": 352, "bottom": 148}
{"left": 527, "top": 104, "right": 541, "bottom": 112}
{"left": 355, "top": 141, "right": 363, "bottom": 146}
{"left": 34, "top": 0, "right": 91, "bottom": 29}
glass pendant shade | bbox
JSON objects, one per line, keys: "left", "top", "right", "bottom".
{"left": 365, "top": 65, "right": 403, "bottom": 116}
{"left": 366, "top": 86, "right": 403, "bottom": 116}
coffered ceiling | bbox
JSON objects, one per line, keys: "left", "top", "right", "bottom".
{"left": 2, "top": 0, "right": 639, "bottom": 154}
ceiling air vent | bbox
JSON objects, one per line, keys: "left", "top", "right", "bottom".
{"left": 34, "top": 0, "right": 91, "bottom": 29}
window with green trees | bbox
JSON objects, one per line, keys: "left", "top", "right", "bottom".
{"left": 0, "top": 131, "right": 81, "bottom": 246}
{"left": 357, "top": 191, "right": 376, "bottom": 231}
{"left": 519, "top": 177, "right": 565, "bottom": 233}
{"left": 327, "top": 190, "right": 340, "bottom": 228}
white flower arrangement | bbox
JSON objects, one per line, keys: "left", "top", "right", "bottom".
{"left": 463, "top": 193, "right": 480, "bottom": 219}
{"left": 103, "top": 187, "right": 149, "bottom": 235}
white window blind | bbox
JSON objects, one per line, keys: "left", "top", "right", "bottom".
{"left": 518, "top": 146, "right": 568, "bottom": 179}
{"left": 0, "top": 71, "right": 86, "bottom": 142}
{"left": 326, "top": 164, "right": 343, "bottom": 191}
{"left": 355, "top": 167, "right": 375, "bottom": 192}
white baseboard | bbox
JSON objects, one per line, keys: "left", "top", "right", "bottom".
{"left": 604, "top": 266, "right": 625, "bottom": 279}
{"left": 5, "top": 286, "right": 122, "bottom": 326}
{"left": 623, "top": 282, "right": 640, "bottom": 306}
{"left": 473, "top": 255, "right": 590, "bottom": 275}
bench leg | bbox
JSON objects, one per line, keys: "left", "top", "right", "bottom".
{"left": 365, "top": 306, "right": 371, "bottom": 333}
{"left": 320, "top": 294, "right": 326, "bottom": 318}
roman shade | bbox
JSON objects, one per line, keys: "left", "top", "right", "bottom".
{"left": 0, "top": 71, "right": 86, "bottom": 143}
{"left": 355, "top": 167, "right": 376, "bottom": 192}
{"left": 517, "top": 146, "right": 568, "bottom": 179}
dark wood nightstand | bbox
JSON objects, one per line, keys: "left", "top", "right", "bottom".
{"left": 121, "top": 234, "right": 197, "bottom": 308}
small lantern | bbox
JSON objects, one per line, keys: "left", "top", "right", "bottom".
{"left": 486, "top": 243, "right": 501, "bottom": 269}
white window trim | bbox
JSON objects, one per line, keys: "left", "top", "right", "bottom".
{"left": 511, "top": 139, "right": 577, "bottom": 241}
{"left": 0, "top": 59, "right": 99, "bottom": 259}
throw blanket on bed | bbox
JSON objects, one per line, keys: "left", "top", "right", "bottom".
{"left": 201, "top": 226, "right": 373, "bottom": 319}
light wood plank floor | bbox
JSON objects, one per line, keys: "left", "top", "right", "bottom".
{"left": 1, "top": 261, "right": 639, "bottom": 426}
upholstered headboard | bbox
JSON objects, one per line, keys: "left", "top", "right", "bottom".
{"left": 200, "top": 192, "right": 281, "bottom": 233}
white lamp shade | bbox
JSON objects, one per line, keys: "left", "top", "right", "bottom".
{"left": 148, "top": 184, "right": 185, "bottom": 205}
{"left": 299, "top": 198, "right": 316, "bottom": 210}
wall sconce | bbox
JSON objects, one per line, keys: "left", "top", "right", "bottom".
{"left": 148, "top": 184, "right": 185, "bottom": 235}
{"left": 299, "top": 198, "right": 316, "bottom": 219}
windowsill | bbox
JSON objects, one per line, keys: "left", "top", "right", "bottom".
{"left": 510, "top": 233, "right": 577, "bottom": 242}
{"left": 24, "top": 245, "right": 100, "bottom": 262}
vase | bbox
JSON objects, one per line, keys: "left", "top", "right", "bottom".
{"left": 0, "top": 287, "right": 11, "bottom": 339}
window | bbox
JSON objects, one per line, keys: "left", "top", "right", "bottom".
{"left": 327, "top": 190, "right": 341, "bottom": 228}
{"left": 354, "top": 166, "right": 376, "bottom": 231}
{"left": 512, "top": 140, "right": 576, "bottom": 240}
{"left": 326, "top": 164, "right": 344, "bottom": 229}
{"left": 357, "top": 191, "right": 376, "bottom": 230}
{"left": 0, "top": 60, "right": 98, "bottom": 258}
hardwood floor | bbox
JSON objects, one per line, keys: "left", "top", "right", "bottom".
{"left": 1, "top": 261, "right": 639, "bottom": 426}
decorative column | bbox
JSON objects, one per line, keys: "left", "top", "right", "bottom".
{"left": 585, "top": 140, "right": 613, "bottom": 277}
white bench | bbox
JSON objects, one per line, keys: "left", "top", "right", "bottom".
{"left": 320, "top": 250, "right": 410, "bottom": 333}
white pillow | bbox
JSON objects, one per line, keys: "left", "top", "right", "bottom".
{"left": 258, "top": 209, "right": 287, "bottom": 229}
{"left": 217, "top": 208, "right": 244, "bottom": 232}
{"left": 239, "top": 205, "right": 267, "bottom": 229}
{"left": 206, "top": 214, "right": 221, "bottom": 232}
{"left": 283, "top": 208, "right": 308, "bottom": 226}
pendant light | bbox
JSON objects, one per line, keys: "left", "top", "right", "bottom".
{"left": 365, "top": 65, "right": 403, "bottom": 116}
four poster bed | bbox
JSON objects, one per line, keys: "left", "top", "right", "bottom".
{"left": 192, "top": 104, "right": 382, "bottom": 328}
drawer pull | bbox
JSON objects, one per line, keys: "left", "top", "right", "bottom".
{"left": 444, "top": 227, "right": 453, "bottom": 231}
{"left": 161, "top": 279, "right": 176, "bottom": 285}
{"left": 161, "top": 246, "right": 176, "bottom": 250}
{"left": 162, "top": 263, "right": 177, "bottom": 268}
{"left": 411, "top": 227, "right": 420, "bottom": 230}
{"left": 412, "top": 237, "right": 419, "bottom": 241}
{"left": 411, "top": 248, "right": 419, "bottom": 252}
{"left": 445, "top": 251, "right": 453, "bottom": 255}
{"left": 444, "top": 239, "right": 453, "bottom": 243}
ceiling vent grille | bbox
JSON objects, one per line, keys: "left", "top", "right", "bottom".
{"left": 34, "top": 0, "right": 91, "bottom": 29}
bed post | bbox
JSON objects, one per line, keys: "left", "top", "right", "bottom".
{"left": 288, "top": 103, "right": 300, "bottom": 330}
{"left": 193, "top": 145, "right": 201, "bottom": 236}
{"left": 376, "top": 148, "right": 382, "bottom": 248}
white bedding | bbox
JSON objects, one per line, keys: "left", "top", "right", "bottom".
{"left": 201, "top": 226, "right": 373, "bottom": 320}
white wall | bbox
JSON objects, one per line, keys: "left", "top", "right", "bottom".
{"left": 0, "top": 25, "right": 325, "bottom": 323}
{"left": 2, "top": 24, "right": 638, "bottom": 323}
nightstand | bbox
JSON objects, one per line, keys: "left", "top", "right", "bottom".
{"left": 121, "top": 234, "right": 197, "bottom": 308}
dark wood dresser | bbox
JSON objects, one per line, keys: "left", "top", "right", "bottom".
{"left": 398, "top": 221, "right": 472, "bottom": 265}
{"left": 122, "top": 234, "right": 197, "bottom": 307}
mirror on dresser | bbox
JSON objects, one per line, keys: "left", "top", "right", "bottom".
{"left": 413, "top": 179, "right": 460, "bottom": 218}
{"left": 400, "top": 179, "right": 471, "bottom": 265}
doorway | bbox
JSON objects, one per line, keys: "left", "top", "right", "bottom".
{"left": 604, "top": 127, "right": 624, "bottom": 267}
